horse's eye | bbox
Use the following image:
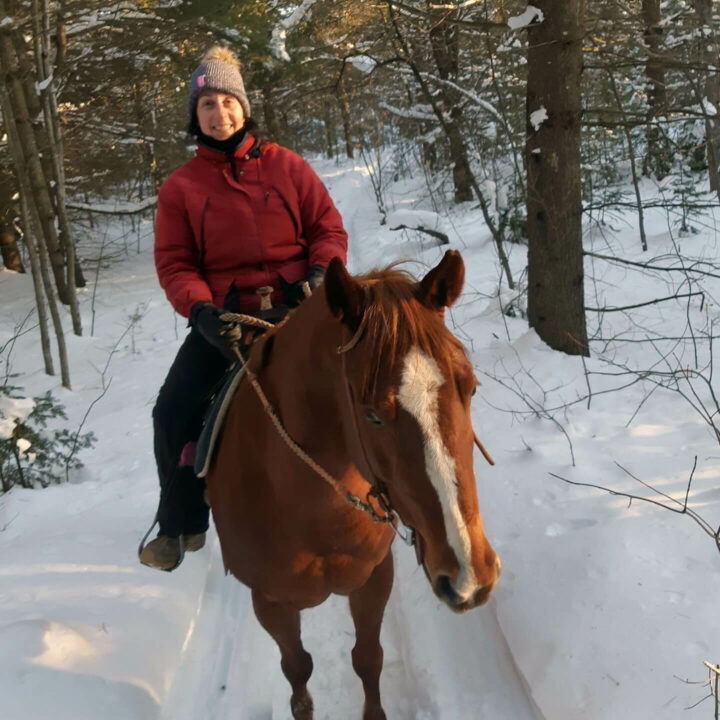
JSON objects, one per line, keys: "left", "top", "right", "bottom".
{"left": 471, "top": 386, "right": 477, "bottom": 397}
{"left": 365, "top": 409, "right": 384, "bottom": 426}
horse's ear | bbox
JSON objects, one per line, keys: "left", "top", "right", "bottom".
{"left": 417, "top": 250, "right": 465, "bottom": 310}
{"left": 324, "top": 257, "right": 364, "bottom": 328}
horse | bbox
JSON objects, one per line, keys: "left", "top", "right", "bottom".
{"left": 206, "top": 250, "right": 501, "bottom": 720}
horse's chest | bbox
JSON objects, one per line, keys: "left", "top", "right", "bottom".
{"left": 272, "top": 551, "right": 380, "bottom": 606}
{"left": 229, "top": 532, "right": 390, "bottom": 607}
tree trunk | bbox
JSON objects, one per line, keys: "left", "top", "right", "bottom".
{"left": 526, "top": 0, "right": 589, "bottom": 356}
{"left": 0, "top": 21, "right": 71, "bottom": 305}
{"left": 641, "top": 0, "right": 671, "bottom": 179}
{"left": 337, "top": 75, "right": 354, "bottom": 159}
{"left": 33, "top": 0, "right": 84, "bottom": 329}
{"left": 0, "top": 72, "right": 63, "bottom": 381}
{"left": 19, "top": 192, "right": 54, "bottom": 376}
{"left": 323, "top": 101, "right": 336, "bottom": 159}
{"left": 692, "top": 0, "right": 720, "bottom": 194}
{"left": 427, "top": 2, "right": 473, "bottom": 202}
{"left": 0, "top": 182, "right": 25, "bottom": 272}
{"left": 261, "top": 82, "right": 281, "bottom": 142}
{"left": 0, "top": 229, "right": 25, "bottom": 272}
{"left": 55, "top": 0, "right": 66, "bottom": 65}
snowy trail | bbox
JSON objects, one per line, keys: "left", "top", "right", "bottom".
{"left": 156, "top": 160, "right": 544, "bottom": 720}
{"left": 160, "top": 529, "right": 543, "bottom": 720}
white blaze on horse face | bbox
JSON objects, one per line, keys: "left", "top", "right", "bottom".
{"left": 397, "top": 346, "right": 477, "bottom": 600}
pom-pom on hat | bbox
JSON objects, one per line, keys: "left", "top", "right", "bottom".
{"left": 187, "top": 46, "right": 251, "bottom": 133}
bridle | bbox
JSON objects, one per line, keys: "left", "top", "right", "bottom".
{"left": 224, "top": 286, "right": 494, "bottom": 558}
{"left": 335, "top": 292, "right": 417, "bottom": 547}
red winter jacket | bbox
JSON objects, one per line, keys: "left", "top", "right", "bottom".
{"left": 154, "top": 135, "right": 348, "bottom": 317}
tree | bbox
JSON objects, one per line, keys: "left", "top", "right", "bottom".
{"left": 641, "top": 0, "right": 672, "bottom": 179}
{"left": 691, "top": 0, "right": 720, "bottom": 196}
{"left": 526, "top": 0, "right": 589, "bottom": 356}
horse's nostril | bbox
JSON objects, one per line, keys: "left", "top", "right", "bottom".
{"left": 434, "top": 574, "right": 460, "bottom": 604}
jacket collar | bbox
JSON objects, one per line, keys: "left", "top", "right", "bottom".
{"left": 195, "top": 134, "right": 258, "bottom": 164}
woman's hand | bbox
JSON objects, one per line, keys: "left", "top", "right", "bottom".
{"left": 190, "top": 301, "right": 243, "bottom": 360}
{"left": 281, "top": 265, "right": 325, "bottom": 308}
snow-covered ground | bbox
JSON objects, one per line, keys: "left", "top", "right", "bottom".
{"left": 1, "top": 157, "right": 719, "bottom": 720}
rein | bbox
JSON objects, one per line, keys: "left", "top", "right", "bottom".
{"left": 222, "top": 310, "right": 397, "bottom": 527}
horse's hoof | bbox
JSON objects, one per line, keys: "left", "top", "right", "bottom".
{"left": 290, "top": 690, "right": 314, "bottom": 719}
{"left": 363, "top": 704, "right": 387, "bottom": 720}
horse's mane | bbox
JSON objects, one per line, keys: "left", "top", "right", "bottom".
{"left": 356, "top": 266, "right": 466, "bottom": 401}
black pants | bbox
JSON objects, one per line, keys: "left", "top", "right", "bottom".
{"left": 152, "top": 329, "right": 230, "bottom": 537}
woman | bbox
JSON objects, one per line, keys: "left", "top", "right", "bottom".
{"left": 140, "top": 46, "right": 348, "bottom": 571}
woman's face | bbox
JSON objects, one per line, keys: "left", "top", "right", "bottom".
{"left": 196, "top": 91, "right": 245, "bottom": 141}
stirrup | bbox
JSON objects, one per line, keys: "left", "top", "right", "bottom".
{"left": 138, "top": 517, "right": 185, "bottom": 572}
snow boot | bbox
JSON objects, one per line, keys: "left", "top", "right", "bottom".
{"left": 183, "top": 532, "right": 206, "bottom": 552}
{"left": 139, "top": 535, "right": 182, "bottom": 571}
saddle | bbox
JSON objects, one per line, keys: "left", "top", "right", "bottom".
{"left": 193, "top": 360, "right": 247, "bottom": 478}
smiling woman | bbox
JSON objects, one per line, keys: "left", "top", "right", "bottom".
{"left": 140, "top": 45, "right": 349, "bottom": 572}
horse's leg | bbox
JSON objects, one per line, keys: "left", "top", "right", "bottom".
{"left": 251, "top": 590, "right": 314, "bottom": 720}
{"left": 348, "top": 550, "right": 394, "bottom": 720}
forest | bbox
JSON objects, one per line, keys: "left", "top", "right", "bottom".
{"left": 3, "top": 0, "right": 720, "bottom": 368}
{"left": 1, "top": 2, "right": 720, "bottom": 719}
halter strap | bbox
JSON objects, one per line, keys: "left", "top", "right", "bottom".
{"left": 337, "top": 331, "right": 417, "bottom": 547}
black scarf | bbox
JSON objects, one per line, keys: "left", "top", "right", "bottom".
{"left": 197, "top": 126, "right": 250, "bottom": 157}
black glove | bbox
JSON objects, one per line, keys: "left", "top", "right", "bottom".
{"left": 280, "top": 265, "right": 326, "bottom": 308}
{"left": 190, "top": 301, "right": 243, "bottom": 360}
{"left": 306, "top": 264, "right": 325, "bottom": 290}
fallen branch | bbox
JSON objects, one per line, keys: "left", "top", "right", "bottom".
{"left": 66, "top": 197, "right": 157, "bottom": 215}
{"left": 390, "top": 223, "right": 449, "bottom": 245}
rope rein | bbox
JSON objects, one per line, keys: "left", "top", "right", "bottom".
{"left": 243, "top": 363, "right": 395, "bottom": 524}
{"left": 221, "top": 308, "right": 395, "bottom": 525}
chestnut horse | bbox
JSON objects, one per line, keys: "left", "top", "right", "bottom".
{"left": 206, "top": 250, "right": 500, "bottom": 720}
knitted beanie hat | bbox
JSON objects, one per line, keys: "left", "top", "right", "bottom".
{"left": 187, "top": 46, "right": 251, "bottom": 131}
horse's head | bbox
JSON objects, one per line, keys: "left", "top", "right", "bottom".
{"left": 324, "top": 250, "right": 500, "bottom": 613}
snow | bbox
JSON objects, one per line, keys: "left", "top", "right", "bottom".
{"left": 0, "top": 395, "right": 35, "bottom": 439}
{"left": 36, "top": 75, "right": 54, "bottom": 93}
{"left": 348, "top": 54, "right": 377, "bottom": 75}
{"left": 380, "top": 101, "right": 434, "bottom": 121}
{"left": 270, "top": 0, "right": 319, "bottom": 63}
{"left": 270, "top": 27, "right": 291, "bottom": 63}
{"left": 1, "top": 156, "right": 719, "bottom": 720}
{"left": 530, "top": 106, "right": 548, "bottom": 131}
{"left": 508, "top": 5, "right": 544, "bottom": 31}
{"left": 702, "top": 97, "right": 718, "bottom": 117}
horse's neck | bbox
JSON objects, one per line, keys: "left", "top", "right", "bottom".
{"left": 254, "top": 297, "right": 376, "bottom": 510}
{"left": 262, "top": 298, "right": 349, "bottom": 465}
